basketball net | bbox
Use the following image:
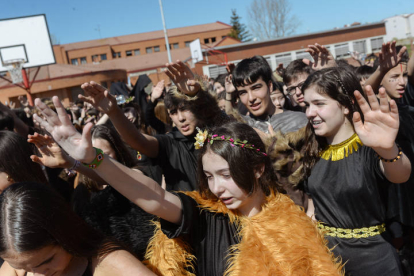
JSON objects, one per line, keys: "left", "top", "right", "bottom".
{"left": 3, "top": 59, "right": 24, "bottom": 84}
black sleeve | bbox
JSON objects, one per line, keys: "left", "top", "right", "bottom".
{"left": 145, "top": 99, "right": 166, "bottom": 134}
{"left": 160, "top": 193, "right": 201, "bottom": 241}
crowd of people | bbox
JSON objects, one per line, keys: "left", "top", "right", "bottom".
{"left": 0, "top": 39, "right": 413, "bottom": 276}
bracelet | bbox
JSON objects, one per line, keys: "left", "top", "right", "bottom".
{"left": 375, "top": 145, "right": 403, "bottom": 163}
{"left": 82, "top": 148, "right": 105, "bottom": 169}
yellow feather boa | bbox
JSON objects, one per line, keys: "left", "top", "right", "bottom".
{"left": 144, "top": 191, "right": 344, "bottom": 276}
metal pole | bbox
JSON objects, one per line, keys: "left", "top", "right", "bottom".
{"left": 159, "top": 0, "right": 172, "bottom": 63}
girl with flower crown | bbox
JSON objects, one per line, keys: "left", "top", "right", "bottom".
{"left": 301, "top": 66, "right": 411, "bottom": 276}
{"left": 33, "top": 96, "right": 343, "bottom": 276}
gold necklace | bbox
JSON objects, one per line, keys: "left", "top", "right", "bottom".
{"left": 320, "top": 133, "right": 363, "bottom": 161}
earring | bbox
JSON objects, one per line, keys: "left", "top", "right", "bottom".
{"left": 6, "top": 175, "right": 13, "bottom": 182}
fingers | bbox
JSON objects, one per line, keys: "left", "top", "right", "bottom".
{"left": 396, "top": 46, "right": 407, "bottom": 60}
{"left": 78, "top": 94, "right": 93, "bottom": 105}
{"left": 354, "top": 89, "right": 372, "bottom": 114}
{"left": 52, "top": 96, "right": 72, "bottom": 126}
{"left": 33, "top": 114, "right": 55, "bottom": 134}
{"left": 378, "top": 88, "right": 390, "bottom": 113}
{"left": 389, "top": 99, "right": 399, "bottom": 120}
{"left": 82, "top": 122, "right": 94, "bottom": 149}
{"left": 30, "top": 155, "right": 44, "bottom": 166}
{"left": 352, "top": 111, "right": 363, "bottom": 130}
{"left": 364, "top": 85, "right": 380, "bottom": 110}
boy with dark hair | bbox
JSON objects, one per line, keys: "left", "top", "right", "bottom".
{"left": 226, "top": 55, "right": 307, "bottom": 134}
{"left": 282, "top": 59, "right": 314, "bottom": 109}
{"left": 80, "top": 61, "right": 228, "bottom": 191}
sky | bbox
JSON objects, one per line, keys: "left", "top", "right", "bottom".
{"left": 1, "top": 0, "right": 413, "bottom": 45}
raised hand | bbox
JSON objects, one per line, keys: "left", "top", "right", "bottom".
{"left": 304, "top": 43, "right": 336, "bottom": 70}
{"left": 378, "top": 41, "right": 407, "bottom": 73}
{"left": 224, "top": 75, "right": 235, "bottom": 94}
{"left": 28, "top": 132, "right": 74, "bottom": 169}
{"left": 353, "top": 85, "right": 399, "bottom": 151}
{"left": 33, "top": 96, "right": 96, "bottom": 163}
{"left": 79, "top": 81, "right": 118, "bottom": 115}
{"left": 165, "top": 60, "right": 200, "bottom": 97}
{"left": 151, "top": 80, "right": 165, "bottom": 102}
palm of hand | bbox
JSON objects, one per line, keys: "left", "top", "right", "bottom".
{"left": 89, "top": 92, "right": 114, "bottom": 114}
{"left": 175, "top": 70, "right": 195, "bottom": 95}
{"left": 50, "top": 124, "right": 86, "bottom": 160}
{"left": 355, "top": 110, "right": 398, "bottom": 149}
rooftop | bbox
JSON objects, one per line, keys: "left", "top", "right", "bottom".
{"left": 61, "top": 21, "right": 232, "bottom": 51}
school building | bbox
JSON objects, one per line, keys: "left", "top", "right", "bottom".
{"left": 0, "top": 20, "right": 391, "bottom": 105}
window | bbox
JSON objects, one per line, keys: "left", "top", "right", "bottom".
{"left": 275, "top": 53, "right": 292, "bottom": 67}
{"left": 295, "top": 51, "right": 312, "bottom": 61}
{"left": 126, "top": 50, "right": 133, "bottom": 56}
{"left": 353, "top": 40, "right": 366, "bottom": 54}
{"left": 172, "top": 43, "right": 179, "bottom": 49}
{"left": 71, "top": 58, "right": 79, "bottom": 65}
{"left": 334, "top": 43, "right": 350, "bottom": 58}
{"left": 101, "top": 81, "right": 108, "bottom": 88}
{"left": 204, "top": 38, "right": 209, "bottom": 44}
{"left": 92, "top": 55, "right": 99, "bottom": 62}
{"left": 113, "top": 52, "right": 121, "bottom": 58}
{"left": 211, "top": 37, "right": 216, "bottom": 43}
{"left": 371, "top": 37, "right": 384, "bottom": 52}
{"left": 154, "top": 46, "right": 160, "bottom": 52}
{"left": 208, "top": 65, "right": 228, "bottom": 79}
{"left": 134, "top": 49, "right": 140, "bottom": 56}
{"left": 185, "top": 41, "right": 192, "bottom": 47}
{"left": 146, "top": 47, "right": 153, "bottom": 54}
{"left": 80, "top": 57, "right": 87, "bottom": 64}
{"left": 100, "top": 54, "right": 107, "bottom": 61}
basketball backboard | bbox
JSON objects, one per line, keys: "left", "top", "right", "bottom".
{"left": 190, "top": 39, "right": 203, "bottom": 64}
{"left": 0, "top": 14, "right": 56, "bottom": 72}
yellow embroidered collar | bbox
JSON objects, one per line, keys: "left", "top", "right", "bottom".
{"left": 320, "top": 133, "right": 363, "bottom": 161}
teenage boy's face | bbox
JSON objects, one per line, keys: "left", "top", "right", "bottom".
{"left": 286, "top": 73, "right": 308, "bottom": 107}
{"left": 168, "top": 107, "right": 198, "bottom": 136}
{"left": 381, "top": 63, "right": 407, "bottom": 100}
{"left": 236, "top": 77, "right": 273, "bottom": 117}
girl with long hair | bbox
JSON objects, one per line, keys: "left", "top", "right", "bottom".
{"left": 33, "top": 95, "right": 344, "bottom": 275}
{"left": 302, "top": 67, "right": 411, "bottom": 275}
{"left": 0, "top": 182, "right": 154, "bottom": 276}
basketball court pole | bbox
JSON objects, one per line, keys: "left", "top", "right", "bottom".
{"left": 159, "top": 0, "right": 172, "bottom": 63}
{"left": 21, "top": 68, "right": 34, "bottom": 106}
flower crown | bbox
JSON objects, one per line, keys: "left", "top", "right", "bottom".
{"left": 194, "top": 128, "right": 267, "bottom": 156}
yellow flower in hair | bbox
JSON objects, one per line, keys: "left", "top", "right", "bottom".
{"left": 194, "top": 128, "right": 208, "bottom": 149}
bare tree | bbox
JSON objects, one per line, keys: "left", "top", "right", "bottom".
{"left": 247, "top": 0, "right": 299, "bottom": 40}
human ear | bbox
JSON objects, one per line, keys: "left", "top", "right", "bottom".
{"left": 344, "top": 108, "right": 349, "bottom": 115}
{"left": 268, "top": 81, "right": 273, "bottom": 93}
{"left": 254, "top": 163, "right": 265, "bottom": 179}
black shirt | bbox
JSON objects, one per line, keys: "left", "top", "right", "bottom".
{"left": 160, "top": 193, "right": 239, "bottom": 276}
{"left": 153, "top": 129, "right": 198, "bottom": 191}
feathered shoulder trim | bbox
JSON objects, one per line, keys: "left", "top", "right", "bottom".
{"left": 144, "top": 191, "right": 344, "bottom": 276}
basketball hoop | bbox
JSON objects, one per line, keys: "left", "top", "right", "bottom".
{"left": 3, "top": 59, "right": 24, "bottom": 84}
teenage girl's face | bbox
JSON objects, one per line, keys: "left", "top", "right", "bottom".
{"left": 381, "top": 63, "right": 407, "bottom": 100}
{"left": 2, "top": 245, "right": 72, "bottom": 276}
{"left": 270, "top": 89, "right": 285, "bottom": 111}
{"left": 304, "top": 86, "right": 351, "bottom": 142}
{"left": 202, "top": 150, "right": 263, "bottom": 217}
{"left": 92, "top": 138, "right": 117, "bottom": 160}
{"left": 214, "top": 82, "right": 225, "bottom": 94}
